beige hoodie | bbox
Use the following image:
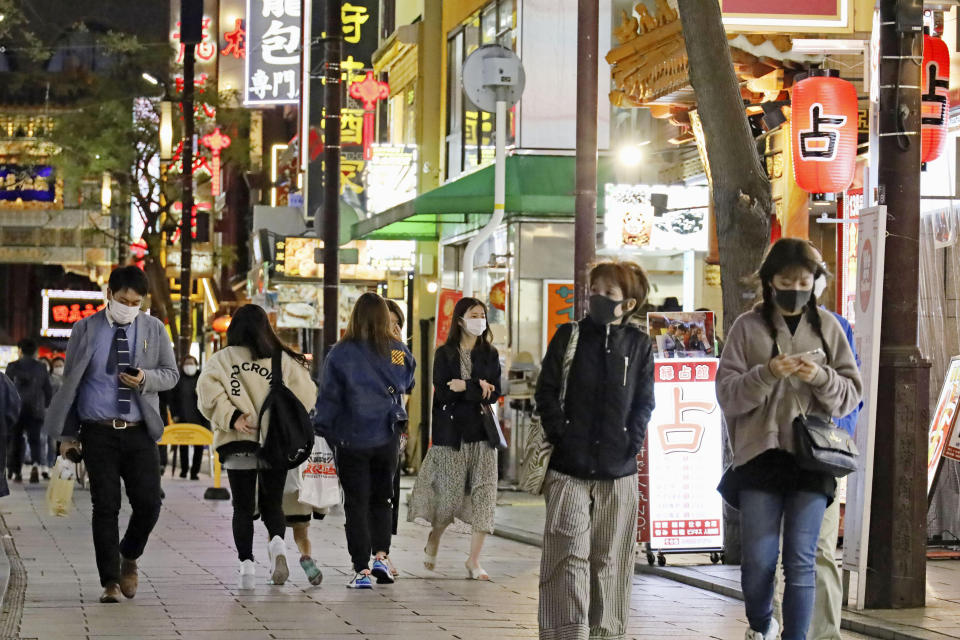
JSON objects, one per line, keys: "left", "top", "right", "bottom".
{"left": 716, "top": 307, "right": 862, "bottom": 468}
{"left": 197, "top": 346, "right": 317, "bottom": 451}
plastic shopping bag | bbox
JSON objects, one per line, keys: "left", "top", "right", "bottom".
{"left": 298, "top": 436, "right": 341, "bottom": 510}
{"left": 46, "top": 457, "right": 77, "bottom": 517}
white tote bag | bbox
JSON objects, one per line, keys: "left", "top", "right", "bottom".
{"left": 298, "top": 436, "right": 341, "bottom": 510}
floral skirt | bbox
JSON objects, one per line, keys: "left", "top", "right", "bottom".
{"left": 407, "top": 442, "right": 497, "bottom": 534}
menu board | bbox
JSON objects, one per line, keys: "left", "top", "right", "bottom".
{"left": 928, "top": 356, "right": 960, "bottom": 495}
{"left": 639, "top": 359, "right": 724, "bottom": 551}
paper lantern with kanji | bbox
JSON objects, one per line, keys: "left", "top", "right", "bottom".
{"left": 922, "top": 33, "right": 950, "bottom": 164}
{"left": 791, "top": 70, "right": 858, "bottom": 194}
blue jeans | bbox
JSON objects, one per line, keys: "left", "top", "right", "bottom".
{"left": 740, "top": 489, "right": 827, "bottom": 640}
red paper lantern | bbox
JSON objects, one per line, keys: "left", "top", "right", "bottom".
{"left": 922, "top": 33, "right": 950, "bottom": 164}
{"left": 791, "top": 70, "right": 858, "bottom": 194}
{"left": 212, "top": 315, "right": 232, "bottom": 333}
{"left": 489, "top": 280, "right": 507, "bottom": 311}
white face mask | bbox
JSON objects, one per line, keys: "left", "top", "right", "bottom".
{"left": 813, "top": 274, "right": 828, "bottom": 299}
{"left": 52, "top": 366, "right": 64, "bottom": 376}
{"left": 107, "top": 298, "right": 141, "bottom": 325}
{"left": 463, "top": 317, "right": 487, "bottom": 337}
{"left": 183, "top": 364, "right": 198, "bottom": 376}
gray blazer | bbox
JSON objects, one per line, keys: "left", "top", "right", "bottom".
{"left": 44, "top": 310, "right": 179, "bottom": 442}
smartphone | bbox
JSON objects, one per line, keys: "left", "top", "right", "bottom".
{"left": 793, "top": 348, "right": 826, "bottom": 363}
{"left": 123, "top": 366, "right": 140, "bottom": 376}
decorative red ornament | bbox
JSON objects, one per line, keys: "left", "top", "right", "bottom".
{"left": 791, "top": 70, "right": 858, "bottom": 194}
{"left": 200, "top": 128, "right": 232, "bottom": 196}
{"left": 489, "top": 280, "right": 507, "bottom": 311}
{"left": 348, "top": 71, "right": 390, "bottom": 160}
{"left": 212, "top": 315, "right": 232, "bottom": 333}
{"left": 922, "top": 33, "right": 950, "bottom": 164}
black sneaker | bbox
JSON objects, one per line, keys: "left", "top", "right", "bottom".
{"left": 13, "top": 474, "right": 22, "bottom": 484}
{"left": 29, "top": 467, "right": 39, "bottom": 484}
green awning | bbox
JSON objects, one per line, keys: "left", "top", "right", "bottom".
{"left": 352, "top": 154, "right": 613, "bottom": 241}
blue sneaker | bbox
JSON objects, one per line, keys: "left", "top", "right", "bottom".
{"left": 346, "top": 570, "right": 373, "bottom": 589}
{"left": 371, "top": 558, "right": 395, "bottom": 584}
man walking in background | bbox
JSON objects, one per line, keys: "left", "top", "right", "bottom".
{"left": 44, "top": 265, "right": 178, "bottom": 604}
{"left": 6, "top": 338, "right": 52, "bottom": 484}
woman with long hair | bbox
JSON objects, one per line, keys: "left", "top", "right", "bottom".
{"left": 197, "top": 304, "right": 317, "bottom": 590}
{"left": 534, "top": 261, "right": 654, "bottom": 640}
{"left": 314, "top": 292, "right": 416, "bottom": 589}
{"left": 408, "top": 297, "right": 501, "bottom": 580}
{"left": 716, "top": 238, "right": 861, "bottom": 640}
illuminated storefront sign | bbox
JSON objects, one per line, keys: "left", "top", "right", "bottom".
{"left": 245, "top": 0, "right": 302, "bottom": 105}
{"left": 41, "top": 289, "right": 105, "bottom": 338}
{"left": 603, "top": 184, "right": 710, "bottom": 253}
{"left": 365, "top": 145, "right": 417, "bottom": 215}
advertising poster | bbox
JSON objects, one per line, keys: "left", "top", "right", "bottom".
{"left": 603, "top": 184, "right": 709, "bottom": 253}
{"left": 639, "top": 359, "right": 724, "bottom": 551}
{"left": 435, "top": 289, "right": 463, "bottom": 347}
{"left": 648, "top": 312, "right": 715, "bottom": 358}
{"left": 928, "top": 357, "right": 960, "bottom": 489}
{"left": 542, "top": 281, "right": 575, "bottom": 354}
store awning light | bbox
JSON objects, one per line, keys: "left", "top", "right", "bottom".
{"left": 790, "top": 39, "right": 865, "bottom": 54}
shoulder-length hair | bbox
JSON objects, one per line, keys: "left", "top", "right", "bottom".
{"left": 589, "top": 260, "right": 650, "bottom": 323}
{"left": 343, "top": 292, "right": 394, "bottom": 357}
{"left": 226, "top": 304, "right": 307, "bottom": 365}
{"left": 444, "top": 297, "right": 493, "bottom": 352}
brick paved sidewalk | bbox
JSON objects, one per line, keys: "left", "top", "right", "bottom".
{"left": 0, "top": 477, "right": 876, "bottom": 640}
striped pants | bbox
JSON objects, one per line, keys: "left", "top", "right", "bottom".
{"left": 539, "top": 470, "right": 639, "bottom": 640}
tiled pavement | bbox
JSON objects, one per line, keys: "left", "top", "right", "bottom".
{"left": 0, "top": 474, "right": 879, "bottom": 640}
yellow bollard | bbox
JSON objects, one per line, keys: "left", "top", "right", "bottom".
{"left": 159, "top": 423, "right": 230, "bottom": 500}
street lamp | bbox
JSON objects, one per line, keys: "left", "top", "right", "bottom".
{"left": 101, "top": 172, "right": 112, "bottom": 211}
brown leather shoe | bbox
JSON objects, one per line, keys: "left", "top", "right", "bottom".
{"left": 119, "top": 556, "right": 138, "bottom": 598}
{"left": 100, "top": 583, "right": 122, "bottom": 603}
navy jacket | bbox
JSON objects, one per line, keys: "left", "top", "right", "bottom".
{"left": 431, "top": 343, "right": 502, "bottom": 450}
{"left": 314, "top": 339, "right": 416, "bottom": 450}
{"left": 535, "top": 316, "right": 655, "bottom": 479}
{"left": 0, "top": 373, "right": 20, "bottom": 497}
{"left": 831, "top": 312, "right": 862, "bottom": 436}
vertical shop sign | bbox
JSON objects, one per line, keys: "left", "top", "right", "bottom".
{"left": 542, "top": 281, "right": 576, "bottom": 355}
{"left": 245, "top": 0, "right": 301, "bottom": 105}
{"left": 639, "top": 360, "right": 724, "bottom": 551}
{"left": 435, "top": 289, "right": 464, "bottom": 347}
{"left": 842, "top": 205, "right": 887, "bottom": 609}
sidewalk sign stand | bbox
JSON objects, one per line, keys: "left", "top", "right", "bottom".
{"left": 159, "top": 423, "right": 230, "bottom": 500}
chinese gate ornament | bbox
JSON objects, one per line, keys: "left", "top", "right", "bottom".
{"left": 348, "top": 71, "right": 390, "bottom": 160}
{"left": 922, "top": 33, "right": 950, "bottom": 164}
{"left": 791, "top": 70, "right": 858, "bottom": 194}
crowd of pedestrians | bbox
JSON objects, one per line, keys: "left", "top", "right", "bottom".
{"left": 0, "top": 246, "right": 863, "bottom": 640}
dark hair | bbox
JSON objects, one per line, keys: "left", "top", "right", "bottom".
{"left": 385, "top": 299, "right": 404, "bottom": 330}
{"left": 757, "top": 238, "right": 831, "bottom": 361}
{"left": 108, "top": 265, "right": 149, "bottom": 296}
{"left": 52, "top": 356, "right": 64, "bottom": 364}
{"left": 343, "top": 292, "right": 394, "bottom": 357}
{"left": 17, "top": 338, "right": 37, "bottom": 357}
{"left": 181, "top": 355, "right": 198, "bottom": 367}
{"left": 589, "top": 260, "right": 650, "bottom": 323}
{"left": 444, "top": 297, "right": 493, "bottom": 351}
{"left": 226, "top": 304, "right": 307, "bottom": 365}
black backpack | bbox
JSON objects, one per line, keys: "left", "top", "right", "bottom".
{"left": 257, "top": 350, "right": 314, "bottom": 469}
{"left": 9, "top": 362, "right": 43, "bottom": 419}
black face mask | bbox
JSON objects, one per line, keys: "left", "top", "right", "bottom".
{"left": 589, "top": 294, "right": 623, "bottom": 325}
{"left": 773, "top": 287, "right": 812, "bottom": 314}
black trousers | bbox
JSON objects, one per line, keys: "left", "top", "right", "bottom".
{"left": 79, "top": 424, "right": 163, "bottom": 587}
{"left": 179, "top": 445, "right": 204, "bottom": 476}
{"left": 226, "top": 467, "right": 287, "bottom": 562}
{"left": 9, "top": 413, "right": 43, "bottom": 471}
{"left": 335, "top": 437, "right": 399, "bottom": 573}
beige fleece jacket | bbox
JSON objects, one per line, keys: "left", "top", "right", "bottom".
{"left": 197, "top": 346, "right": 317, "bottom": 451}
{"left": 716, "top": 307, "right": 862, "bottom": 468}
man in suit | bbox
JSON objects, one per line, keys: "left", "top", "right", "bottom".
{"left": 45, "top": 265, "right": 178, "bottom": 603}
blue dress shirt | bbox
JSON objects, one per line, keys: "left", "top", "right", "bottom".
{"left": 77, "top": 314, "right": 142, "bottom": 422}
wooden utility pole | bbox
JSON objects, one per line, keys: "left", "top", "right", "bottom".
{"left": 675, "top": 0, "right": 773, "bottom": 562}
{"left": 321, "top": 0, "right": 343, "bottom": 354}
{"left": 865, "top": 0, "right": 929, "bottom": 609}
{"left": 574, "top": 0, "right": 599, "bottom": 318}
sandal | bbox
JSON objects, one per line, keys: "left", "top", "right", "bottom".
{"left": 465, "top": 561, "right": 490, "bottom": 581}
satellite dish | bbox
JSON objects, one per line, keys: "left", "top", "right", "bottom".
{"left": 461, "top": 44, "right": 526, "bottom": 112}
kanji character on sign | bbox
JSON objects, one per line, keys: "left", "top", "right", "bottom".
{"left": 678, "top": 365, "right": 692, "bottom": 381}
{"left": 694, "top": 364, "right": 710, "bottom": 381}
{"left": 52, "top": 305, "right": 70, "bottom": 323}
{"left": 341, "top": 3, "right": 370, "bottom": 44}
{"left": 341, "top": 160, "right": 366, "bottom": 195}
{"left": 222, "top": 18, "right": 245, "bottom": 59}
{"left": 341, "top": 108, "right": 365, "bottom": 146}
{"left": 261, "top": 20, "right": 300, "bottom": 65}
{"left": 273, "top": 69, "right": 298, "bottom": 99}
{"left": 660, "top": 366, "right": 675, "bottom": 381}
{"left": 250, "top": 69, "right": 272, "bottom": 99}
{"left": 262, "top": 0, "right": 300, "bottom": 17}
{"left": 655, "top": 386, "right": 715, "bottom": 454}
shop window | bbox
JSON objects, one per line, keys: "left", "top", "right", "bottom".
{"left": 445, "top": 0, "right": 517, "bottom": 181}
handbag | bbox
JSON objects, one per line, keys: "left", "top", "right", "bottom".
{"left": 520, "top": 322, "right": 579, "bottom": 495}
{"left": 297, "top": 436, "right": 342, "bottom": 510}
{"left": 481, "top": 403, "right": 507, "bottom": 449}
{"left": 46, "top": 457, "right": 77, "bottom": 517}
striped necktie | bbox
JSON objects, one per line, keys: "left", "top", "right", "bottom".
{"left": 114, "top": 325, "right": 132, "bottom": 417}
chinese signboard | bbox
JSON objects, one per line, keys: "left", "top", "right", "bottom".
{"left": 365, "top": 145, "right": 418, "bottom": 214}
{"left": 639, "top": 359, "right": 724, "bottom": 552}
{"left": 542, "top": 281, "right": 575, "bottom": 356}
{"left": 245, "top": 0, "right": 302, "bottom": 105}
{"left": 0, "top": 165, "right": 58, "bottom": 206}
{"left": 603, "top": 184, "right": 710, "bottom": 253}
{"left": 41, "top": 290, "right": 105, "bottom": 338}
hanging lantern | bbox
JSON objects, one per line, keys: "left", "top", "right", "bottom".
{"left": 212, "top": 315, "right": 232, "bottom": 333}
{"left": 489, "top": 280, "right": 507, "bottom": 311}
{"left": 791, "top": 70, "right": 858, "bottom": 194}
{"left": 922, "top": 33, "right": 950, "bottom": 164}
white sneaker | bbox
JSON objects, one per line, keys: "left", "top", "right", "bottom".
{"left": 267, "top": 536, "right": 289, "bottom": 585}
{"left": 238, "top": 559, "right": 256, "bottom": 590}
{"left": 744, "top": 618, "right": 779, "bottom": 640}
